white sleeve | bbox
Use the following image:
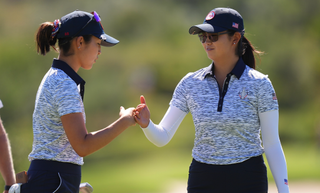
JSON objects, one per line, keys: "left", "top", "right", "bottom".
{"left": 141, "top": 105, "right": 187, "bottom": 147}
{"left": 260, "top": 110, "right": 290, "bottom": 193}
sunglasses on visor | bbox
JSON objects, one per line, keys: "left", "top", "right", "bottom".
{"left": 73, "top": 11, "right": 104, "bottom": 37}
{"left": 198, "top": 31, "right": 229, "bottom": 43}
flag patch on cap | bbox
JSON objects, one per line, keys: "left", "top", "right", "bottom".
{"left": 232, "top": 22, "right": 239, "bottom": 29}
{"left": 206, "top": 11, "right": 215, "bottom": 20}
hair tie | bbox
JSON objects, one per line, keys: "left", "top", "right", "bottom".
{"left": 52, "top": 19, "right": 61, "bottom": 38}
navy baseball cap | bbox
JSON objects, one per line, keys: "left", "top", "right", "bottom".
{"left": 189, "top": 8, "right": 244, "bottom": 35}
{"left": 56, "top": 10, "right": 119, "bottom": 47}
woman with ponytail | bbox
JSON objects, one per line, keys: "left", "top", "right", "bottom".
{"left": 10, "top": 10, "right": 140, "bottom": 193}
{"left": 134, "top": 7, "right": 290, "bottom": 193}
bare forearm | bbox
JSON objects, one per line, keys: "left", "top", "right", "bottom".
{"left": 66, "top": 116, "right": 134, "bottom": 157}
{"left": 62, "top": 107, "right": 136, "bottom": 157}
{"left": 0, "top": 122, "right": 16, "bottom": 186}
{"left": 83, "top": 117, "right": 133, "bottom": 155}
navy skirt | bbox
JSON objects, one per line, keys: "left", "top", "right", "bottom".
{"left": 21, "top": 160, "right": 81, "bottom": 193}
{"left": 187, "top": 155, "right": 268, "bottom": 193}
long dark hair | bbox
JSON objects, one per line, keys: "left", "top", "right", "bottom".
{"left": 227, "top": 30, "right": 263, "bottom": 69}
{"left": 35, "top": 22, "right": 92, "bottom": 56}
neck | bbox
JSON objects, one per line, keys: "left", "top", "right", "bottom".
{"left": 213, "top": 55, "right": 239, "bottom": 77}
{"left": 58, "top": 54, "right": 80, "bottom": 72}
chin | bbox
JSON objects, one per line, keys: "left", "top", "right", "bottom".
{"left": 207, "top": 55, "right": 215, "bottom": 61}
{"left": 83, "top": 65, "right": 93, "bottom": 70}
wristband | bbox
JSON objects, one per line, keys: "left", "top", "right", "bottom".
{"left": 5, "top": 185, "right": 11, "bottom": 191}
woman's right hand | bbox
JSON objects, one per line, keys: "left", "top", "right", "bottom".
{"left": 119, "top": 106, "right": 136, "bottom": 126}
{"left": 134, "top": 95, "right": 150, "bottom": 128}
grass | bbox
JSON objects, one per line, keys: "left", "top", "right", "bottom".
{"left": 81, "top": 149, "right": 192, "bottom": 193}
{"left": 80, "top": 144, "right": 320, "bottom": 193}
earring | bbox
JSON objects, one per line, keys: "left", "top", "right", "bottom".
{"left": 233, "top": 42, "right": 236, "bottom": 45}
{"left": 78, "top": 46, "right": 81, "bottom": 49}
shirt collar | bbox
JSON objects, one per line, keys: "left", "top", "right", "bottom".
{"left": 51, "top": 59, "right": 86, "bottom": 100}
{"left": 51, "top": 59, "right": 85, "bottom": 86}
{"left": 203, "top": 57, "right": 246, "bottom": 80}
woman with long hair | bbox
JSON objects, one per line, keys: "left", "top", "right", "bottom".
{"left": 135, "top": 7, "right": 290, "bottom": 193}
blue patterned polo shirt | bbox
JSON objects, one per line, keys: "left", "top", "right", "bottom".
{"left": 170, "top": 58, "right": 278, "bottom": 165}
{"left": 28, "top": 59, "right": 85, "bottom": 165}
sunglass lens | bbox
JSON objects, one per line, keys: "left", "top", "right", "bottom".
{"left": 198, "top": 33, "right": 219, "bottom": 43}
{"left": 198, "top": 33, "right": 218, "bottom": 43}
{"left": 208, "top": 35, "right": 218, "bottom": 42}
{"left": 198, "top": 33, "right": 206, "bottom": 43}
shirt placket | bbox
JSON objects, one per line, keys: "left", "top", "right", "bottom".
{"left": 216, "top": 74, "right": 232, "bottom": 112}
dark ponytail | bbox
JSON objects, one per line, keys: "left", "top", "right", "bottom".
{"left": 36, "top": 22, "right": 58, "bottom": 56}
{"left": 239, "top": 36, "right": 263, "bottom": 69}
{"left": 35, "top": 21, "right": 93, "bottom": 57}
{"left": 228, "top": 30, "right": 263, "bottom": 69}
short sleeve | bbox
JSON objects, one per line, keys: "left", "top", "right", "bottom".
{"left": 257, "top": 77, "right": 279, "bottom": 113}
{"left": 54, "top": 79, "right": 83, "bottom": 117}
{"left": 169, "top": 75, "right": 190, "bottom": 113}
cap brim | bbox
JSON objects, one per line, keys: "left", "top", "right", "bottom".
{"left": 189, "top": 24, "right": 226, "bottom": 34}
{"left": 99, "top": 34, "right": 119, "bottom": 47}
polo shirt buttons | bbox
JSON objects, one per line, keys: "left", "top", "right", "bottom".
{"left": 217, "top": 75, "right": 232, "bottom": 112}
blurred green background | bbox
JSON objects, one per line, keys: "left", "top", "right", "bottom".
{"left": 1, "top": 0, "right": 320, "bottom": 192}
